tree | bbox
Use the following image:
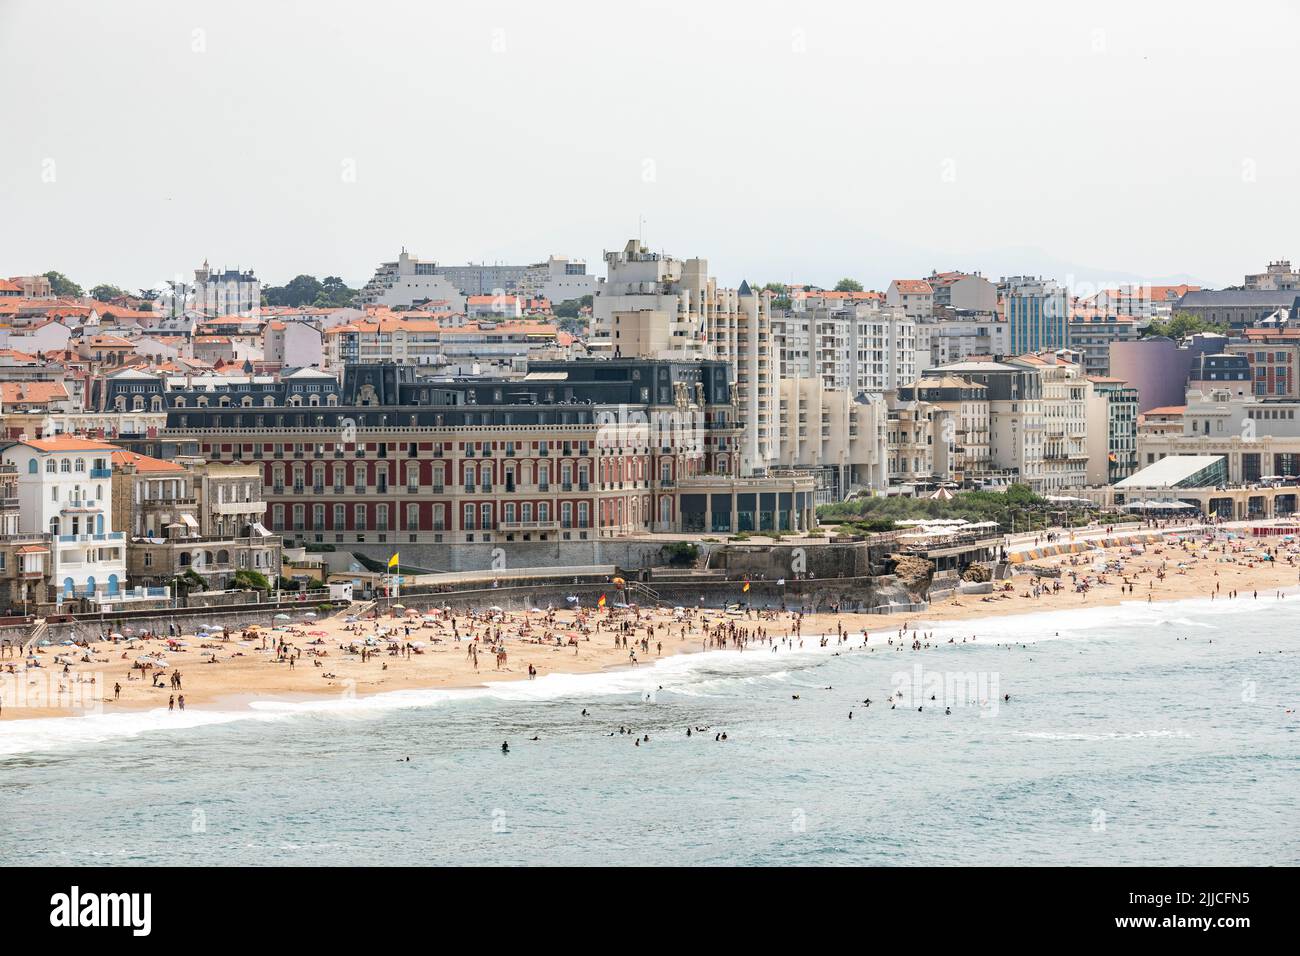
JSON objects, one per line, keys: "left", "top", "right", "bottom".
{"left": 90, "top": 283, "right": 126, "bottom": 302}
{"left": 232, "top": 568, "right": 271, "bottom": 591}
{"left": 834, "top": 278, "right": 863, "bottom": 292}
{"left": 44, "top": 271, "right": 83, "bottom": 297}
{"left": 761, "top": 282, "right": 788, "bottom": 295}
{"left": 264, "top": 274, "right": 324, "bottom": 308}
{"left": 314, "top": 276, "right": 357, "bottom": 308}
{"left": 553, "top": 294, "right": 593, "bottom": 319}
{"left": 1141, "top": 311, "right": 1228, "bottom": 340}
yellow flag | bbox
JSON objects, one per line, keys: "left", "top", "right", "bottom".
{"left": 388, "top": 553, "right": 399, "bottom": 570}
{"left": 742, "top": 581, "right": 751, "bottom": 593}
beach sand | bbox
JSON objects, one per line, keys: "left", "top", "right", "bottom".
{"left": 3, "top": 530, "right": 1297, "bottom": 722}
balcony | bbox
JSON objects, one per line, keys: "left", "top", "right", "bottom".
{"left": 90, "top": 467, "right": 112, "bottom": 479}
{"left": 499, "top": 519, "right": 560, "bottom": 531}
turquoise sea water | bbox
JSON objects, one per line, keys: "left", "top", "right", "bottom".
{"left": 2, "top": 596, "right": 1297, "bottom": 866}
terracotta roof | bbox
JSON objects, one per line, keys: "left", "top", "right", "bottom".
{"left": 1144, "top": 405, "right": 1186, "bottom": 416}
{"left": 20, "top": 435, "right": 120, "bottom": 453}
{"left": 110, "top": 450, "right": 184, "bottom": 473}
{"left": 0, "top": 381, "right": 69, "bottom": 404}
{"left": 891, "top": 279, "right": 934, "bottom": 295}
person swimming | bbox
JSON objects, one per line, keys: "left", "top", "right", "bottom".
{"left": 501, "top": 741, "right": 509, "bottom": 753}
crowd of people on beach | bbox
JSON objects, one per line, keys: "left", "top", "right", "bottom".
{"left": 2, "top": 523, "right": 1295, "bottom": 725}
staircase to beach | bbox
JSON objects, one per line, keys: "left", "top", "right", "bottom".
{"left": 625, "top": 581, "right": 666, "bottom": 606}
{"left": 22, "top": 618, "right": 48, "bottom": 655}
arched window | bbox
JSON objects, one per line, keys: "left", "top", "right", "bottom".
{"left": 45, "top": 459, "right": 56, "bottom": 473}
{"left": 27, "top": 459, "right": 37, "bottom": 474}
{"left": 60, "top": 458, "right": 71, "bottom": 473}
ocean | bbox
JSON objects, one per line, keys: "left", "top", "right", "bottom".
{"left": 2, "top": 595, "right": 1296, "bottom": 866}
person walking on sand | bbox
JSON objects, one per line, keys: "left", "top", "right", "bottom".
{"left": 168, "top": 695, "right": 175, "bottom": 712}
{"left": 178, "top": 695, "right": 185, "bottom": 711}
{"left": 114, "top": 682, "right": 121, "bottom": 701}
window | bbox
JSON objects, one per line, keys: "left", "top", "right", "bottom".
{"left": 354, "top": 504, "right": 367, "bottom": 530}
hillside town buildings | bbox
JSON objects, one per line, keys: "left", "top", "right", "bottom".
{"left": 7, "top": 248, "right": 1300, "bottom": 593}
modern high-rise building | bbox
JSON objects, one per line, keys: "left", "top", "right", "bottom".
{"left": 592, "top": 240, "right": 777, "bottom": 474}
{"left": 771, "top": 304, "right": 932, "bottom": 394}
{"left": 1002, "top": 276, "right": 1068, "bottom": 355}
{"left": 1086, "top": 378, "right": 1139, "bottom": 484}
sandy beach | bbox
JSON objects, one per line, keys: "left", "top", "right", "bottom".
{"left": 3, "top": 527, "right": 1298, "bottom": 723}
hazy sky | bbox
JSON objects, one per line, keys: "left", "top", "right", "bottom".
{"left": 3, "top": 0, "right": 1298, "bottom": 294}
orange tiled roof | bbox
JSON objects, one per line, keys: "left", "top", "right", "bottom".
{"left": 20, "top": 435, "right": 120, "bottom": 453}
{"left": 110, "top": 450, "right": 184, "bottom": 473}
{"left": 0, "top": 381, "right": 69, "bottom": 404}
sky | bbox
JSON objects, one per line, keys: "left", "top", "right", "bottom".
{"left": 2, "top": 0, "right": 1299, "bottom": 295}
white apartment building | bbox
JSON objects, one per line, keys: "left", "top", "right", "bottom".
{"left": 772, "top": 304, "right": 932, "bottom": 394}
{"left": 1008, "top": 352, "right": 1091, "bottom": 491}
{"left": 593, "top": 240, "right": 777, "bottom": 474}
{"left": 886, "top": 279, "right": 934, "bottom": 318}
{"left": 928, "top": 360, "right": 1046, "bottom": 489}
{"left": 778, "top": 377, "right": 887, "bottom": 498}
{"left": 855, "top": 309, "right": 933, "bottom": 393}
{"left": 324, "top": 317, "right": 562, "bottom": 368}
{"left": 2, "top": 436, "right": 128, "bottom": 604}
{"left": 357, "top": 251, "right": 595, "bottom": 309}
{"left": 929, "top": 314, "right": 1009, "bottom": 364}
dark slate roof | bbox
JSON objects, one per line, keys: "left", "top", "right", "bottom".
{"left": 1177, "top": 290, "right": 1300, "bottom": 308}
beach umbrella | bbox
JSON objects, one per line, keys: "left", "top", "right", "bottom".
{"left": 391, "top": 604, "right": 406, "bottom": 610}
{"left": 303, "top": 611, "right": 317, "bottom": 619}
{"left": 274, "top": 614, "right": 291, "bottom": 622}
{"left": 489, "top": 605, "right": 503, "bottom": 613}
